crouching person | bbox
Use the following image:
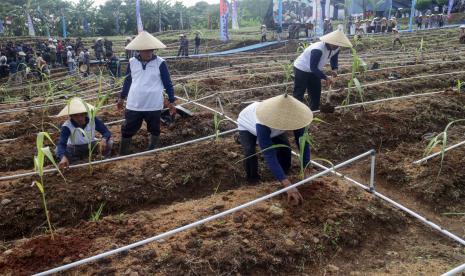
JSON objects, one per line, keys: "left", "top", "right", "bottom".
{"left": 237, "top": 94, "right": 313, "bottom": 205}
{"left": 56, "top": 97, "right": 113, "bottom": 170}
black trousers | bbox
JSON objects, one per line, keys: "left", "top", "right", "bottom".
{"left": 121, "top": 110, "right": 161, "bottom": 138}
{"left": 239, "top": 131, "right": 291, "bottom": 182}
{"left": 293, "top": 67, "right": 322, "bottom": 111}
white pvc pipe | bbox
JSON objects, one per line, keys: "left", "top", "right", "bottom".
{"left": 441, "top": 263, "right": 465, "bottom": 276}
{"left": 33, "top": 150, "right": 374, "bottom": 276}
{"left": 0, "top": 128, "right": 238, "bottom": 182}
{"left": 310, "top": 160, "right": 465, "bottom": 247}
{"left": 413, "top": 140, "right": 465, "bottom": 164}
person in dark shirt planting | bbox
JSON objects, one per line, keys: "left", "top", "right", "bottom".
{"left": 237, "top": 94, "right": 313, "bottom": 205}
{"left": 293, "top": 29, "right": 352, "bottom": 111}
{"left": 55, "top": 97, "right": 112, "bottom": 170}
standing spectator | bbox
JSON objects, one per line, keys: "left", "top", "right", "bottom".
{"left": 93, "top": 38, "right": 104, "bottom": 62}
{"left": 177, "top": 34, "right": 189, "bottom": 57}
{"left": 48, "top": 41, "right": 57, "bottom": 68}
{"left": 104, "top": 38, "right": 113, "bottom": 56}
{"left": 57, "top": 39, "right": 64, "bottom": 66}
{"left": 392, "top": 27, "right": 403, "bottom": 48}
{"left": 459, "top": 25, "right": 465, "bottom": 44}
{"left": 106, "top": 52, "right": 121, "bottom": 80}
{"left": 66, "top": 46, "right": 75, "bottom": 75}
{"left": 0, "top": 52, "right": 8, "bottom": 79}
{"left": 75, "top": 37, "right": 84, "bottom": 52}
{"left": 125, "top": 37, "right": 132, "bottom": 60}
{"left": 194, "top": 32, "right": 201, "bottom": 55}
{"left": 35, "top": 52, "right": 49, "bottom": 81}
{"left": 416, "top": 15, "right": 423, "bottom": 30}
{"left": 380, "top": 17, "right": 387, "bottom": 33}
{"left": 81, "top": 48, "right": 91, "bottom": 77}
{"left": 260, "top": 24, "right": 267, "bottom": 42}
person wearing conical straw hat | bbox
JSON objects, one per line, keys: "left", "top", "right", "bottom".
{"left": 392, "top": 27, "right": 403, "bottom": 49}
{"left": 55, "top": 98, "right": 113, "bottom": 170}
{"left": 293, "top": 29, "right": 352, "bottom": 111}
{"left": 237, "top": 94, "right": 313, "bottom": 205}
{"left": 459, "top": 25, "right": 465, "bottom": 44}
{"left": 117, "top": 31, "right": 176, "bottom": 155}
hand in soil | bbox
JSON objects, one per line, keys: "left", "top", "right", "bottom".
{"left": 116, "top": 98, "right": 124, "bottom": 110}
{"left": 58, "top": 156, "right": 70, "bottom": 170}
{"left": 320, "top": 103, "right": 335, "bottom": 113}
{"left": 168, "top": 102, "right": 177, "bottom": 116}
{"left": 282, "top": 179, "right": 303, "bottom": 206}
{"left": 324, "top": 77, "right": 333, "bottom": 86}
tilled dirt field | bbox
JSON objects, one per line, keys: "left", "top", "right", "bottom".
{"left": 1, "top": 28, "right": 465, "bottom": 275}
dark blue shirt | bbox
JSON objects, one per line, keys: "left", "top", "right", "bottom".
{"left": 120, "top": 55, "right": 175, "bottom": 103}
{"left": 56, "top": 117, "right": 111, "bottom": 159}
{"left": 256, "top": 124, "right": 310, "bottom": 181}
{"left": 310, "top": 48, "right": 339, "bottom": 80}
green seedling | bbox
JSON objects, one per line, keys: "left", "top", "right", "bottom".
{"left": 457, "top": 80, "right": 463, "bottom": 92}
{"left": 33, "top": 132, "right": 67, "bottom": 240}
{"left": 282, "top": 63, "right": 294, "bottom": 83}
{"left": 424, "top": 119, "right": 465, "bottom": 176}
{"left": 90, "top": 203, "right": 105, "bottom": 222}
{"left": 213, "top": 113, "right": 229, "bottom": 141}
{"left": 296, "top": 41, "right": 310, "bottom": 54}
{"left": 342, "top": 48, "right": 366, "bottom": 106}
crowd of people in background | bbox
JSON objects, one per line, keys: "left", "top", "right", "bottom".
{"left": 0, "top": 36, "right": 122, "bottom": 83}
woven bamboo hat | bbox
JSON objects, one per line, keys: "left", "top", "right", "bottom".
{"left": 125, "top": 31, "right": 166, "bottom": 51}
{"left": 319, "top": 29, "right": 353, "bottom": 48}
{"left": 256, "top": 94, "right": 313, "bottom": 130}
{"left": 57, "top": 97, "right": 95, "bottom": 117}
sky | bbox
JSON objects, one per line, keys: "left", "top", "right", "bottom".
{"left": 72, "top": 0, "right": 219, "bottom": 7}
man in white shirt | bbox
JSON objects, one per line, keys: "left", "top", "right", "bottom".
{"left": 66, "top": 46, "right": 75, "bottom": 74}
{"left": 117, "top": 31, "right": 176, "bottom": 155}
{"left": 293, "top": 29, "right": 352, "bottom": 111}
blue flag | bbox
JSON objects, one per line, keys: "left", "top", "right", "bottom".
{"left": 62, "top": 10, "right": 67, "bottom": 38}
{"left": 136, "top": 0, "right": 143, "bottom": 33}
{"left": 0, "top": 20, "right": 4, "bottom": 34}
{"left": 409, "top": 0, "right": 416, "bottom": 32}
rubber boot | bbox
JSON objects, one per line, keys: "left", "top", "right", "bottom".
{"left": 119, "top": 137, "right": 132, "bottom": 156}
{"left": 148, "top": 135, "right": 160, "bottom": 150}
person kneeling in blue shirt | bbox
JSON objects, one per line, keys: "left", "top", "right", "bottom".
{"left": 55, "top": 97, "right": 112, "bottom": 170}
{"left": 237, "top": 94, "right": 313, "bottom": 205}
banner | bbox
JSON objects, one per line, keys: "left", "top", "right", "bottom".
{"left": 277, "top": 0, "right": 283, "bottom": 27}
{"left": 315, "top": 0, "right": 323, "bottom": 36}
{"left": 0, "top": 20, "right": 3, "bottom": 33}
{"left": 136, "top": 0, "right": 144, "bottom": 33}
{"left": 26, "top": 12, "right": 36, "bottom": 36}
{"left": 408, "top": 0, "right": 416, "bottom": 31}
{"left": 220, "top": 0, "right": 229, "bottom": 42}
{"left": 232, "top": 0, "right": 239, "bottom": 30}
{"left": 61, "top": 10, "right": 67, "bottom": 38}
{"left": 447, "top": 0, "right": 454, "bottom": 17}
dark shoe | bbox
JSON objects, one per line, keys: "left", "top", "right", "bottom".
{"left": 148, "top": 135, "right": 160, "bottom": 150}
{"left": 246, "top": 176, "right": 261, "bottom": 184}
{"left": 119, "top": 137, "right": 132, "bottom": 155}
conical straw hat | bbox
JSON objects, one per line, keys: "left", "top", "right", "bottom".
{"left": 256, "top": 94, "right": 313, "bottom": 131}
{"left": 125, "top": 31, "right": 166, "bottom": 50}
{"left": 57, "top": 97, "right": 95, "bottom": 117}
{"left": 319, "top": 29, "right": 353, "bottom": 48}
